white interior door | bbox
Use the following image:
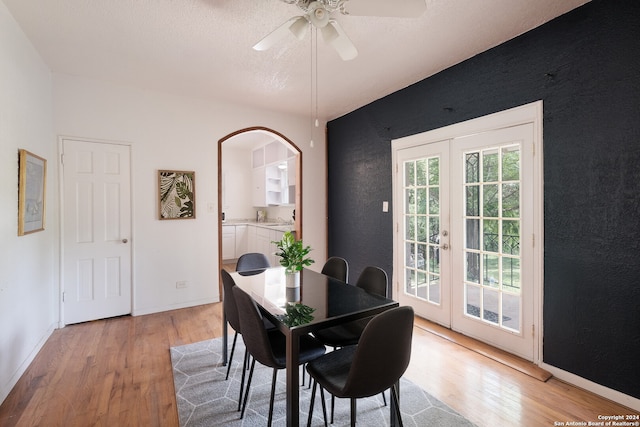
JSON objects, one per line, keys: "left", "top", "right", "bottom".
{"left": 61, "top": 138, "right": 132, "bottom": 325}
{"left": 394, "top": 118, "right": 539, "bottom": 361}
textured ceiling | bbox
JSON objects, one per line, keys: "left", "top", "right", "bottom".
{"left": 3, "top": 0, "right": 589, "bottom": 122}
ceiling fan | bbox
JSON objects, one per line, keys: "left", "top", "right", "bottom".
{"left": 253, "top": 0, "right": 427, "bottom": 61}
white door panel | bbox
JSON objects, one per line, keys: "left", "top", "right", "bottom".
{"left": 62, "top": 139, "right": 132, "bottom": 324}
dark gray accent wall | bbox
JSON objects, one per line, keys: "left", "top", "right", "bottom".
{"left": 327, "top": 0, "right": 640, "bottom": 399}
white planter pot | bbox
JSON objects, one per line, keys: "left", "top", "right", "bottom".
{"left": 285, "top": 271, "right": 300, "bottom": 288}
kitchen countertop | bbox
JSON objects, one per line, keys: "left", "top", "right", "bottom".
{"left": 222, "top": 219, "right": 295, "bottom": 232}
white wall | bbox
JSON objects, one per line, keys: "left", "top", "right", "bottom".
{"left": 0, "top": 2, "right": 57, "bottom": 404}
{"left": 53, "top": 74, "right": 328, "bottom": 317}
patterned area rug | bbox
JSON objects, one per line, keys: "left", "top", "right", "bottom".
{"left": 170, "top": 337, "right": 476, "bottom": 427}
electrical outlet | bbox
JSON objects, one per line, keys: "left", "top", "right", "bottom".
{"left": 176, "top": 281, "right": 188, "bottom": 289}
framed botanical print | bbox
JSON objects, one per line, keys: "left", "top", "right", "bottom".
{"left": 158, "top": 170, "right": 196, "bottom": 220}
{"left": 18, "top": 149, "right": 47, "bottom": 235}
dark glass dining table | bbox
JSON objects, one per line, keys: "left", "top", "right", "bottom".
{"left": 223, "top": 266, "right": 399, "bottom": 427}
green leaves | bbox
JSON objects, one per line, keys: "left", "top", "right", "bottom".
{"left": 281, "top": 303, "right": 315, "bottom": 326}
{"left": 272, "top": 231, "right": 314, "bottom": 272}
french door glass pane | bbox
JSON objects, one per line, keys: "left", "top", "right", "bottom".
{"left": 482, "top": 288, "right": 500, "bottom": 325}
{"left": 405, "top": 188, "right": 415, "bottom": 215}
{"left": 483, "top": 149, "right": 499, "bottom": 182}
{"left": 417, "top": 188, "right": 427, "bottom": 214}
{"left": 416, "top": 159, "right": 427, "bottom": 186}
{"left": 417, "top": 216, "right": 427, "bottom": 242}
{"left": 405, "top": 214, "right": 415, "bottom": 240}
{"left": 483, "top": 219, "right": 499, "bottom": 252}
{"left": 466, "top": 185, "right": 479, "bottom": 216}
{"left": 483, "top": 184, "right": 499, "bottom": 217}
{"left": 502, "top": 257, "right": 521, "bottom": 291}
{"left": 466, "top": 252, "right": 480, "bottom": 283}
{"left": 502, "top": 292, "right": 521, "bottom": 332}
{"left": 463, "top": 144, "right": 521, "bottom": 332}
{"left": 502, "top": 146, "right": 520, "bottom": 181}
{"left": 429, "top": 218, "right": 439, "bottom": 244}
{"left": 417, "top": 272, "right": 428, "bottom": 299}
{"left": 405, "top": 268, "right": 415, "bottom": 294}
{"left": 465, "top": 284, "right": 480, "bottom": 318}
{"left": 428, "top": 158, "right": 439, "bottom": 185}
{"left": 502, "top": 183, "right": 519, "bottom": 217}
{"left": 502, "top": 220, "right": 520, "bottom": 256}
{"left": 405, "top": 162, "right": 415, "bottom": 186}
{"left": 403, "top": 156, "right": 441, "bottom": 306}
{"left": 465, "top": 153, "right": 479, "bottom": 183}
{"left": 466, "top": 219, "right": 480, "bottom": 250}
{"left": 429, "top": 274, "right": 441, "bottom": 304}
{"left": 429, "top": 188, "right": 439, "bottom": 214}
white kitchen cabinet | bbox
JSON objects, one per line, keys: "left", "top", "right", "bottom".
{"left": 252, "top": 141, "right": 296, "bottom": 207}
{"left": 269, "top": 229, "right": 285, "bottom": 267}
{"left": 255, "top": 226, "right": 272, "bottom": 262}
{"left": 252, "top": 166, "right": 284, "bottom": 207}
{"left": 246, "top": 224, "right": 257, "bottom": 253}
{"left": 252, "top": 226, "right": 287, "bottom": 266}
{"left": 235, "top": 225, "right": 247, "bottom": 257}
{"left": 222, "top": 225, "right": 236, "bottom": 261}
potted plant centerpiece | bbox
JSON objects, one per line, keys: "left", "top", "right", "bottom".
{"left": 273, "top": 231, "right": 314, "bottom": 288}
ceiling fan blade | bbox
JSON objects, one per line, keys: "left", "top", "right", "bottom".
{"left": 253, "top": 16, "right": 308, "bottom": 51}
{"left": 326, "top": 20, "right": 358, "bottom": 61}
{"left": 342, "top": 0, "right": 427, "bottom": 17}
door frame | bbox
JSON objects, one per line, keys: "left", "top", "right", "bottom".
{"left": 391, "top": 101, "right": 544, "bottom": 363}
{"left": 217, "top": 127, "right": 303, "bottom": 297}
{"left": 57, "top": 136, "right": 134, "bottom": 328}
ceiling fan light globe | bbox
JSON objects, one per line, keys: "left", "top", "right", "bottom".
{"left": 308, "top": 2, "right": 330, "bottom": 28}
{"left": 289, "top": 16, "right": 309, "bottom": 40}
{"left": 321, "top": 23, "right": 339, "bottom": 44}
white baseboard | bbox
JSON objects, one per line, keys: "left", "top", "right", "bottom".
{"left": 540, "top": 362, "right": 640, "bottom": 412}
{"left": 132, "top": 297, "right": 220, "bottom": 317}
{"left": 0, "top": 323, "right": 56, "bottom": 405}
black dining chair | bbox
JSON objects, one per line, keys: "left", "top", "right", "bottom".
{"left": 313, "top": 266, "right": 388, "bottom": 348}
{"left": 320, "top": 256, "right": 349, "bottom": 283}
{"left": 306, "top": 306, "right": 415, "bottom": 427}
{"left": 312, "top": 265, "right": 389, "bottom": 418}
{"left": 232, "top": 286, "right": 327, "bottom": 427}
{"left": 236, "top": 252, "right": 271, "bottom": 272}
{"left": 221, "top": 269, "right": 252, "bottom": 411}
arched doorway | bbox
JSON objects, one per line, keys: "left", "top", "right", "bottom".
{"left": 217, "top": 127, "right": 302, "bottom": 293}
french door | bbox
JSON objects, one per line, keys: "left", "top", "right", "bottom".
{"left": 396, "top": 140, "right": 452, "bottom": 327}
{"left": 395, "top": 121, "right": 538, "bottom": 361}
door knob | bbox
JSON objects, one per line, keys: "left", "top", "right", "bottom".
{"left": 441, "top": 243, "right": 449, "bottom": 250}
{"left": 122, "top": 239, "right": 128, "bottom": 243}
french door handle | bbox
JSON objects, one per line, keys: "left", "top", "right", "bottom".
{"left": 122, "top": 239, "right": 128, "bottom": 243}
{"left": 441, "top": 243, "right": 449, "bottom": 250}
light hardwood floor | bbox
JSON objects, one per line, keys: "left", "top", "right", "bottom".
{"left": 0, "top": 303, "right": 634, "bottom": 426}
